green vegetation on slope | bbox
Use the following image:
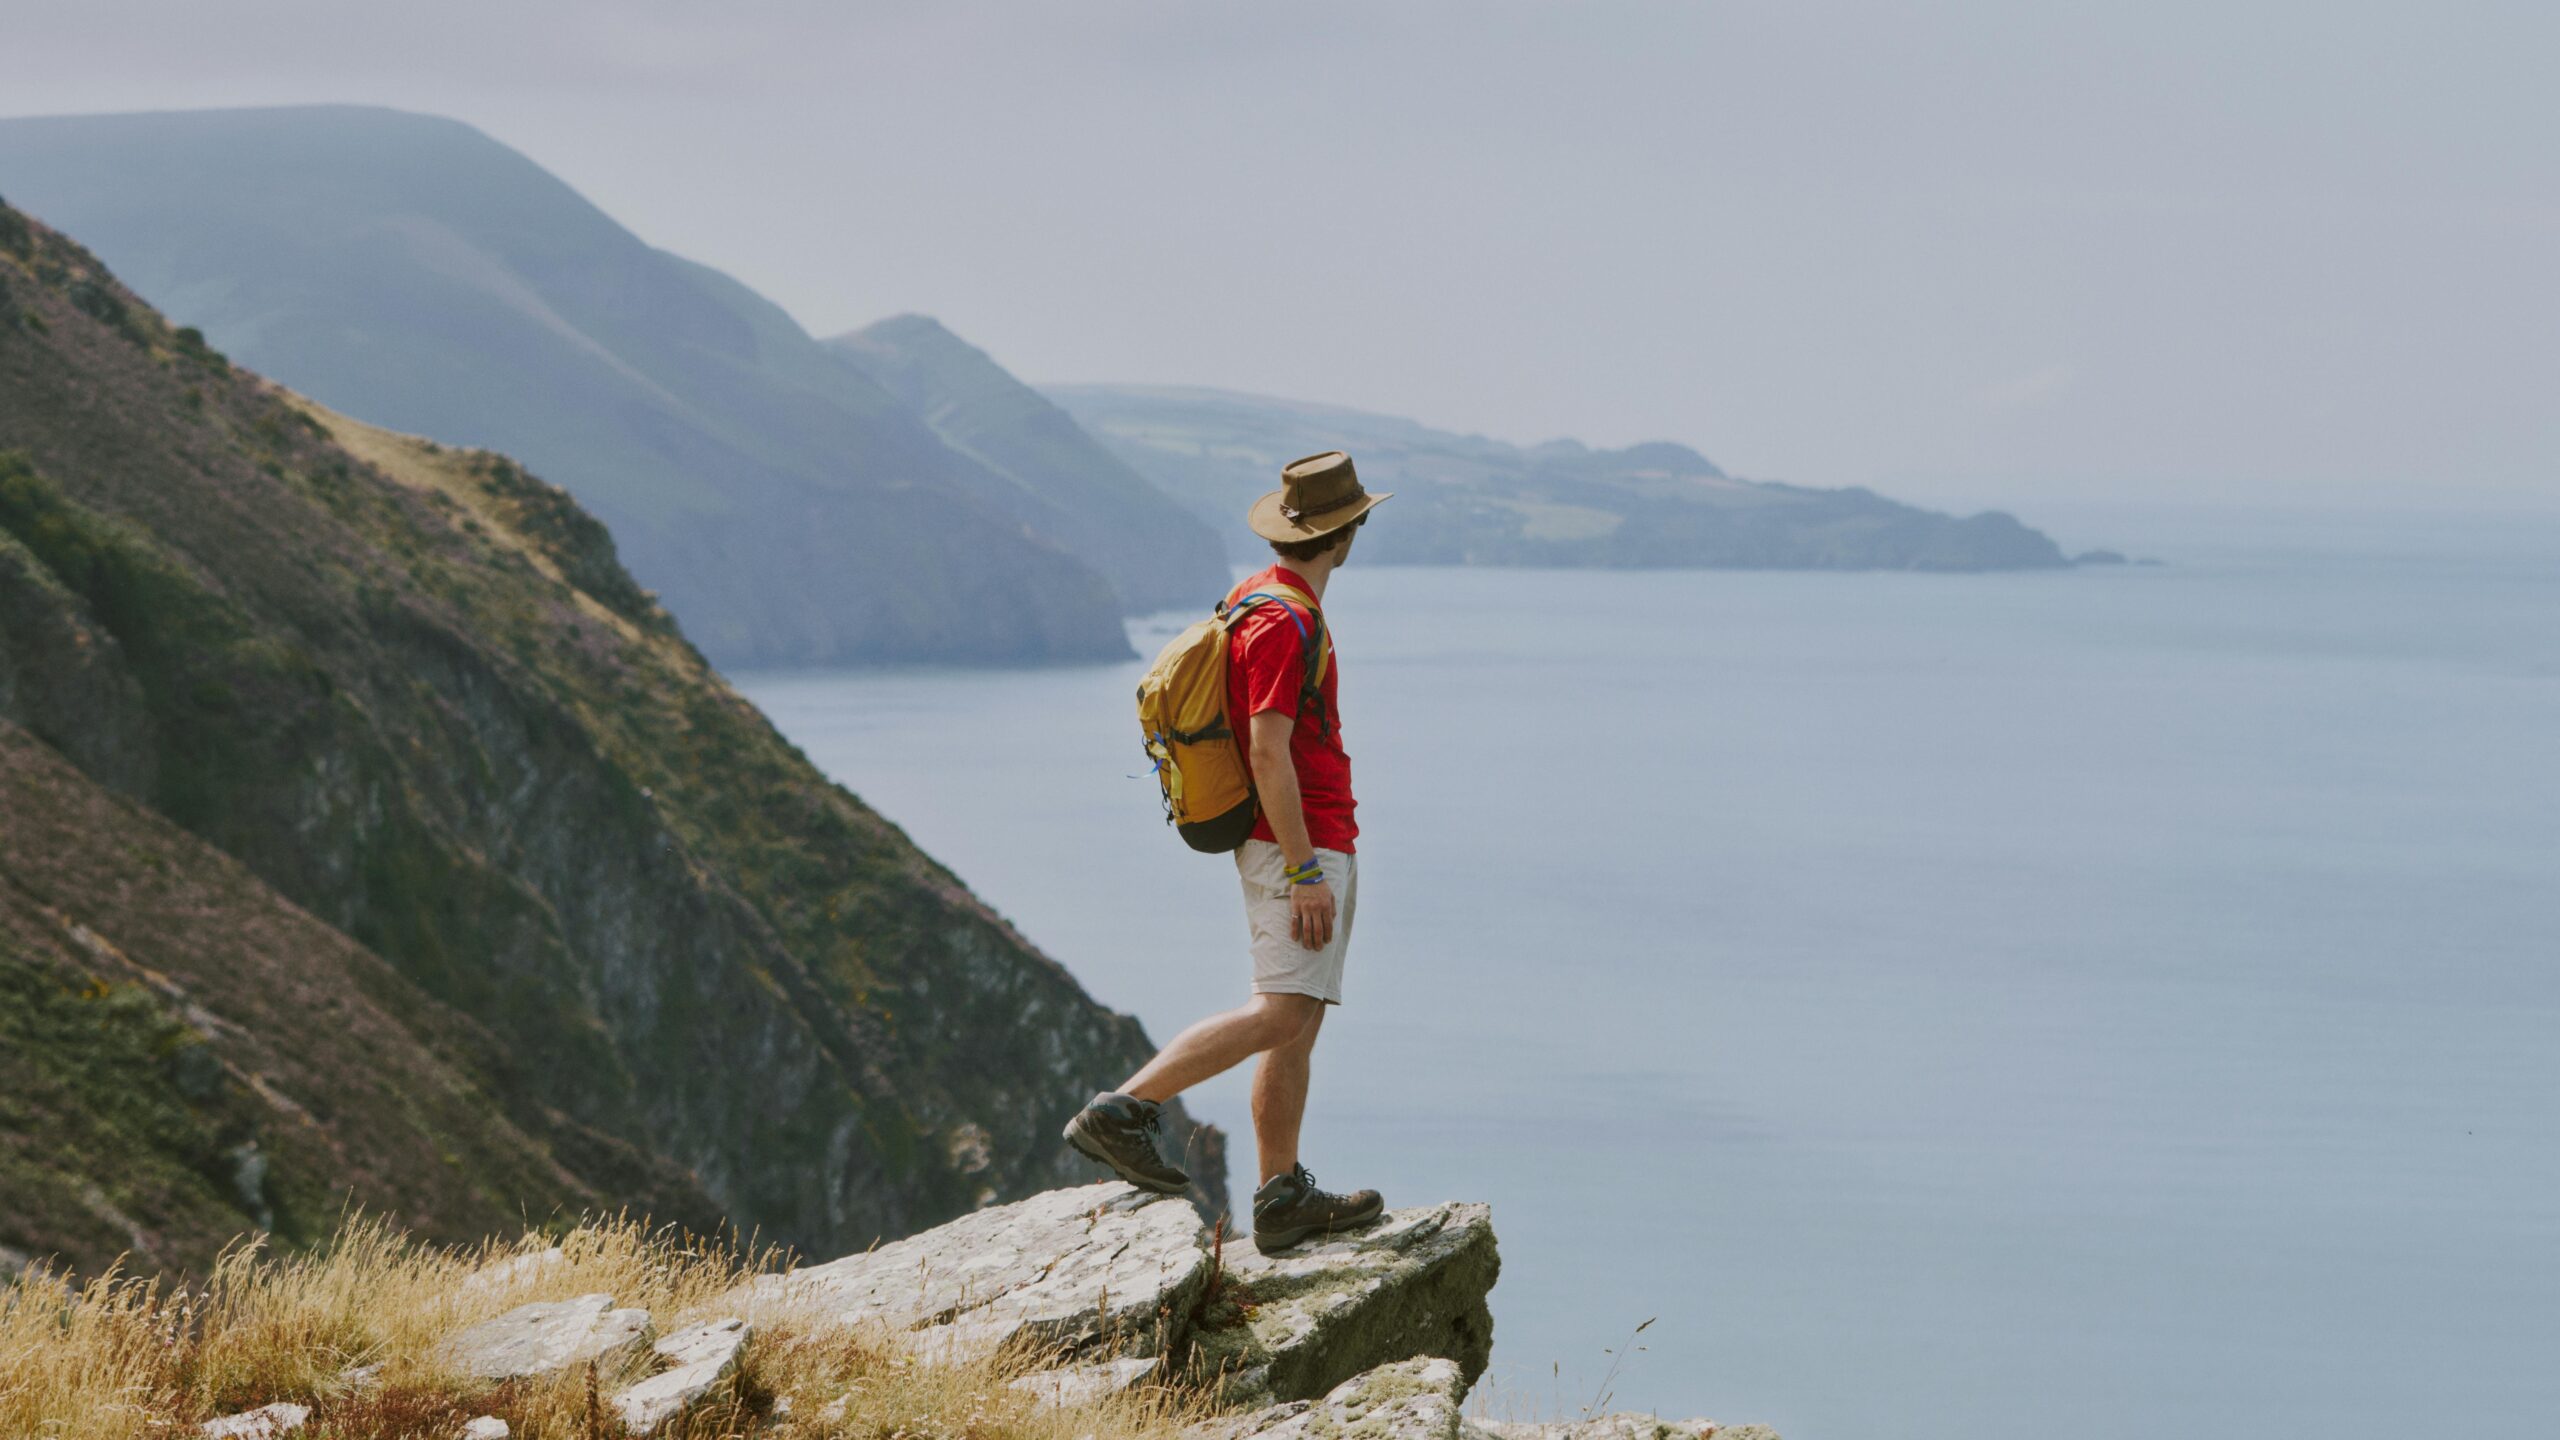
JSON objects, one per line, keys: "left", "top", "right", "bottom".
{"left": 0, "top": 720, "right": 632, "bottom": 1279}
{"left": 0, "top": 955, "right": 297, "bottom": 1268}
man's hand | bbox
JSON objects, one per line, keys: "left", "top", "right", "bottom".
{"left": 1252, "top": 707, "right": 1333, "bottom": 949}
{"left": 1290, "top": 876, "right": 1337, "bottom": 950}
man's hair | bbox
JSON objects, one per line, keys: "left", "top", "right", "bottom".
{"left": 1269, "top": 512, "right": 1367, "bottom": 564}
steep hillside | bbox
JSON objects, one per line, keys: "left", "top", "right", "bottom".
{"left": 0, "top": 105, "right": 1130, "bottom": 666}
{"left": 0, "top": 196, "right": 1223, "bottom": 1273}
{"left": 0, "top": 721, "right": 715, "bottom": 1279}
{"left": 1052, "top": 383, "right": 2071, "bottom": 571}
{"left": 830, "top": 315, "right": 1229, "bottom": 613}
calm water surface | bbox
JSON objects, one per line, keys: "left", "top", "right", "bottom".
{"left": 740, "top": 509, "right": 2560, "bottom": 1438}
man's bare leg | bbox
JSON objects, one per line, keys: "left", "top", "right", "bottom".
{"left": 1123, "top": 992, "right": 1321, "bottom": 1103}
{"left": 1241, "top": 1000, "right": 1379, "bottom": 1254}
{"left": 1252, "top": 1003, "right": 1325, "bottom": 1184}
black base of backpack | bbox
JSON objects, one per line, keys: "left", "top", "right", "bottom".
{"left": 1179, "top": 797, "right": 1259, "bottom": 854}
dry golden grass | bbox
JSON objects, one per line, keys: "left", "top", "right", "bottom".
{"left": 290, "top": 401, "right": 665, "bottom": 653}
{"left": 0, "top": 1217, "right": 1206, "bottom": 1440}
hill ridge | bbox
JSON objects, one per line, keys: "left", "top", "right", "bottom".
{"left": 0, "top": 105, "right": 1138, "bottom": 666}
{"left": 1049, "top": 381, "right": 2070, "bottom": 570}
{"left": 830, "top": 315, "right": 1230, "bottom": 613}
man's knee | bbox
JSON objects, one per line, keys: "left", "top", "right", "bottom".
{"left": 1250, "top": 992, "right": 1323, "bottom": 1049}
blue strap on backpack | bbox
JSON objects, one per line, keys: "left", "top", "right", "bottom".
{"left": 1225, "top": 590, "right": 1331, "bottom": 738}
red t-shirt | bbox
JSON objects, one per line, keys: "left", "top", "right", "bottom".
{"left": 1225, "top": 564, "right": 1357, "bottom": 853}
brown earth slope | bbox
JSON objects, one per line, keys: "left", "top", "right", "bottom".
{"left": 0, "top": 197, "right": 1222, "bottom": 1276}
{"left": 0, "top": 720, "right": 696, "bottom": 1277}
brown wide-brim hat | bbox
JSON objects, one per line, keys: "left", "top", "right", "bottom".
{"left": 1248, "top": 450, "right": 1394, "bottom": 543}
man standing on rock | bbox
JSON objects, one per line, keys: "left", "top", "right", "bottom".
{"left": 1067, "top": 450, "right": 1391, "bottom": 1255}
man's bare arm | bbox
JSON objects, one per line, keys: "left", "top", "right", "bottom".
{"left": 1250, "top": 708, "right": 1335, "bottom": 950}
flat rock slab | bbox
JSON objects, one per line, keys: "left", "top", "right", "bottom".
{"left": 200, "top": 1403, "right": 309, "bottom": 1439}
{"left": 614, "top": 1316, "right": 751, "bottom": 1433}
{"left": 1195, "top": 1357, "right": 1467, "bottom": 1440}
{"left": 441, "top": 1292, "right": 653, "bottom": 1381}
{"left": 459, "top": 1246, "right": 564, "bottom": 1295}
{"left": 460, "top": 1422, "right": 510, "bottom": 1440}
{"left": 1190, "top": 1202, "right": 1498, "bottom": 1407}
{"left": 1008, "top": 1355, "right": 1160, "bottom": 1406}
{"left": 1471, "top": 1418, "right": 1761, "bottom": 1440}
{"left": 743, "top": 1181, "right": 1210, "bottom": 1359}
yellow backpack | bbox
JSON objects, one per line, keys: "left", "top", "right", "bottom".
{"left": 1136, "top": 580, "right": 1330, "bottom": 852}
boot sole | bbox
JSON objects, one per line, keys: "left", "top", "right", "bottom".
{"left": 1252, "top": 1196, "right": 1386, "bottom": 1255}
{"left": 1062, "top": 1113, "right": 1190, "bottom": 1196}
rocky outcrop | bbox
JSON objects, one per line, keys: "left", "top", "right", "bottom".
{"left": 615, "top": 1318, "right": 751, "bottom": 1433}
{"left": 199, "top": 1404, "right": 308, "bottom": 1439}
{"left": 729, "top": 1180, "right": 1501, "bottom": 1409}
{"left": 1193, "top": 1201, "right": 1499, "bottom": 1406}
{"left": 440, "top": 1293, "right": 652, "bottom": 1381}
{"left": 1197, "top": 1361, "right": 1769, "bottom": 1440}
{"left": 1193, "top": 1357, "right": 1470, "bottom": 1440}
{"left": 742, "top": 1182, "right": 1211, "bottom": 1359}
{"left": 1476, "top": 1420, "right": 1770, "bottom": 1440}
{"left": 1009, "top": 1356, "right": 1162, "bottom": 1405}
{"left": 175, "top": 1184, "right": 1763, "bottom": 1440}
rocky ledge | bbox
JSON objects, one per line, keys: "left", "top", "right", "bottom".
{"left": 198, "top": 1182, "right": 1773, "bottom": 1440}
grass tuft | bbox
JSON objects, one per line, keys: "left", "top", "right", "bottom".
{"left": 0, "top": 1215, "right": 1207, "bottom": 1439}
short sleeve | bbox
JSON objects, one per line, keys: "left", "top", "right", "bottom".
{"left": 1233, "top": 607, "right": 1309, "bottom": 720}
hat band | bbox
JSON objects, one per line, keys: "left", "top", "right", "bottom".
{"left": 1279, "top": 488, "right": 1366, "bottom": 524}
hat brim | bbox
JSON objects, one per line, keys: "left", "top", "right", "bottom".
{"left": 1246, "top": 488, "right": 1393, "bottom": 544}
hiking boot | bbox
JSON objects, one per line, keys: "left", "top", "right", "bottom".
{"left": 1251, "top": 1164, "right": 1384, "bottom": 1255}
{"left": 1062, "top": 1092, "right": 1190, "bottom": 1195}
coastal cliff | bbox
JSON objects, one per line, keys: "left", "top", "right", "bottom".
{"left": 1053, "top": 382, "right": 2072, "bottom": 572}
{"left": 0, "top": 195, "right": 1223, "bottom": 1278}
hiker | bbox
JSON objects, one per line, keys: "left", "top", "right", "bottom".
{"left": 1067, "top": 450, "right": 1392, "bottom": 1255}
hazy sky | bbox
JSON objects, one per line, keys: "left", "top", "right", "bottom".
{"left": 6, "top": 1, "right": 2553, "bottom": 513}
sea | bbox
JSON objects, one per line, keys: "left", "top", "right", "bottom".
{"left": 737, "top": 505, "right": 2560, "bottom": 1438}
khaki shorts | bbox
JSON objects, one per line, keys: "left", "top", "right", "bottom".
{"left": 1236, "top": 839, "right": 1358, "bottom": 1005}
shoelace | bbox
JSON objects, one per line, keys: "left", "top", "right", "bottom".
{"left": 1255, "top": 1164, "right": 1332, "bottom": 1217}
{"left": 1134, "top": 1106, "right": 1168, "bottom": 1158}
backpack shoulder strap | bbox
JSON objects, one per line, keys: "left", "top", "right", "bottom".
{"left": 1223, "top": 585, "right": 1328, "bottom": 678}
{"left": 1220, "top": 581, "right": 1332, "bottom": 736}
{"left": 1266, "top": 584, "right": 1330, "bottom": 688}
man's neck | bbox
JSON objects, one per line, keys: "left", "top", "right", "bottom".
{"left": 1273, "top": 556, "right": 1336, "bottom": 602}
